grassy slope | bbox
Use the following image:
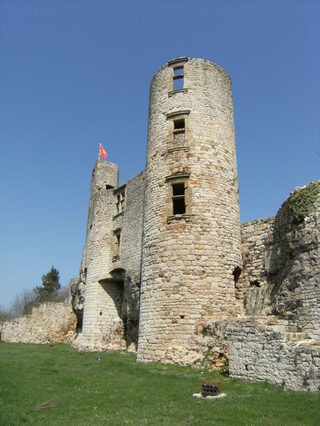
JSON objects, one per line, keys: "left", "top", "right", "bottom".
{"left": 0, "top": 343, "right": 319, "bottom": 425}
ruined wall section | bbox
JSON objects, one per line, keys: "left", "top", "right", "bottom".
{"left": 239, "top": 218, "right": 274, "bottom": 316}
{"left": 239, "top": 182, "right": 320, "bottom": 337}
{"left": 229, "top": 182, "right": 320, "bottom": 390}
{"left": 228, "top": 318, "right": 320, "bottom": 392}
{"left": 265, "top": 184, "right": 320, "bottom": 337}
{"left": 138, "top": 58, "right": 241, "bottom": 365}
{"left": 0, "top": 302, "right": 76, "bottom": 344}
{"left": 79, "top": 161, "right": 120, "bottom": 350}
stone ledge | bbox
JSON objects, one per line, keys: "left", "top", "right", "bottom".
{"left": 167, "top": 214, "right": 193, "bottom": 224}
{"left": 168, "top": 88, "right": 188, "bottom": 97}
{"left": 167, "top": 146, "right": 189, "bottom": 154}
{"left": 167, "top": 57, "right": 189, "bottom": 66}
{"left": 166, "top": 110, "right": 190, "bottom": 119}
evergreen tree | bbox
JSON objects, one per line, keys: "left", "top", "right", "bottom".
{"left": 36, "top": 267, "right": 61, "bottom": 302}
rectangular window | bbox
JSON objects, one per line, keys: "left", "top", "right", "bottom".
{"left": 166, "top": 174, "right": 190, "bottom": 221}
{"left": 115, "top": 190, "right": 125, "bottom": 214}
{"left": 172, "top": 183, "right": 186, "bottom": 215}
{"left": 173, "top": 66, "right": 184, "bottom": 90}
{"left": 166, "top": 110, "right": 190, "bottom": 151}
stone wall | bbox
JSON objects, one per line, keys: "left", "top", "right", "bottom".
{"left": 228, "top": 318, "right": 320, "bottom": 392}
{"left": 228, "top": 182, "right": 320, "bottom": 391}
{"left": 238, "top": 183, "right": 320, "bottom": 336}
{"left": 265, "top": 186, "right": 320, "bottom": 337}
{"left": 110, "top": 171, "right": 145, "bottom": 349}
{"left": 238, "top": 218, "right": 274, "bottom": 315}
{"left": 0, "top": 302, "right": 76, "bottom": 344}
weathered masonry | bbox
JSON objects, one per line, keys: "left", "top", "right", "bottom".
{"left": 75, "top": 57, "right": 320, "bottom": 391}
{"left": 78, "top": 57, "right": 241, "bottom": 359}
{"left": 138, "top": 57, "right": 241, "bottom": 364}
{"left": 79, "top": 163, "right": 144, "bottom": 351}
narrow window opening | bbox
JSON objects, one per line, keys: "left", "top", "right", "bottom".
{"left": 233, "top": 267, "right": 241, "bottom": 285}
{"left": 113, "top": 230, "right": 121, "bottom": 259}
{"left": 233, "top": 266, "right": 242, "bottom": 301}
{"left": 250, "top": 280, "right": 260, "bottom": 288}
{"left": 116, "top": 233, "right": 120, "bottom": 252}
{"left": 115, "top": 189, "right": 125, "bottom": 214}
{"left": 173, "top": 66, "right": 184, "bottom": 90}
{"left": 116, "top": 195, "right": 120, "bottom": 214}
{"left": 172, "top": 183, "right": 186, "bottom": 215}
{"left": 120, "top": 192, "right": 125, "bottom": 212}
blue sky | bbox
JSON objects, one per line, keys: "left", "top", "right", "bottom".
{"left": 0, "top": 0, "right": 319, "bottom": 308}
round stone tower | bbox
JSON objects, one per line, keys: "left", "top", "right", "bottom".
{"left": 80, "top": 160, "right": 122, "bottom": 350}
{"left": 137, "top": 57, "right": 242, "bottom": 364}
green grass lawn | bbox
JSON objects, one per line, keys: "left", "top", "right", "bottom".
{"left": 0, "top": 342, "right": 319, "bottom": 425}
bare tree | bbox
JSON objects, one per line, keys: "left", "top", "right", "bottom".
{"left": 10, "top": 289, "right": 38, "bottom": 318}
{"left": 0, "top": 305, "right": 13, "bottom": 323}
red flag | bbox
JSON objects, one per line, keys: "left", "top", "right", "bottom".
{"left": 99, "top": 143, "right": 107, "bottom": 159}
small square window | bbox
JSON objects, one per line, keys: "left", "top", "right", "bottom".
{"left": 173, "top": 183, "right": 185, "bottom": 196}
{"left": 174, "top": 66, "right": 184, "bottom": 76}
{"left": 174, "top": 119, "right": 185, "bottom": 131}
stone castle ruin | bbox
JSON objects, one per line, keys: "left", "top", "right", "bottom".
{"left": 2, "top": 57, "right": 319, "bottom": 391}
{"left": 78, "top": 57, "right": 241, "bottom": 360}
{"left": 73, "top": 58, "right": 319, "bottom": 391}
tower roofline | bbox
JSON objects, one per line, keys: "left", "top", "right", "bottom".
{"left": 151, "top": 57, "right": 231, "bottom": 84}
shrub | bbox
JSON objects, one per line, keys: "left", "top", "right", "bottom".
{"left": 288, "top": 182, "right": 320, "bottom": 224}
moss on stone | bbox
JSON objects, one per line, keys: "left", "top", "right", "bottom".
{"left": 288, "top": 182, "right": 320, "bottom": 224}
